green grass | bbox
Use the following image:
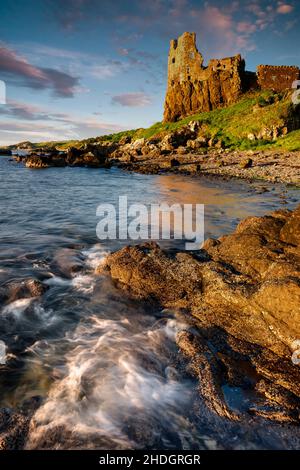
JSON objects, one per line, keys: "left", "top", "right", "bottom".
{"left": 101, "top": 90, "right": 300, "bottom": 150}
{"left": 4, "top": 90, "right": 300, "bottom": 152}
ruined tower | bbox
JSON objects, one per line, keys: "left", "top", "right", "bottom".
{"left": 163, "top": 32, "right": 245, "bottom": 122}
{"left": 163, "top": 32, "right": 300, "bottom": 123}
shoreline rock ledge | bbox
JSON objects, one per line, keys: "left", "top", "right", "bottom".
{"left": 98, "top": 205, "right": 300, "bottom": 423}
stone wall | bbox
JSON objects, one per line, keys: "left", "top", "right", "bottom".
{"left": 257, "top": 65, "right": 300, "bottom": 92}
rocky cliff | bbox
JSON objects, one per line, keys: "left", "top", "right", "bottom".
{"left": 164, "top": 32, "right": 299, "bottom": 122}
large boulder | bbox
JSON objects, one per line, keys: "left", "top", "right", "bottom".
{"left": 25, "top": 152, "right": 65, "bottom": 168}
{"left": 66, "top": 146, "right": 110, "bottom": 168}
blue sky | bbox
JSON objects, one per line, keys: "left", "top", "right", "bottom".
{"left": 0, "top": 0, "right": 299, "bottom": 145}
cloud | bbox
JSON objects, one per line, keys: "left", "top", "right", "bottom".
{"left": 111, "top": 92, "right": 152, "bottom": 107}
{"left": 90, "top": 61, "right": 125, "bottom": 79}
{"left": 0, "top": 45, "right": 79, "bottom": 97}
{"left": 277, "top": 3, "right": 294, "bottom": 14}
{"left": 236, "top": 21, "right": 257, "bottom": 34}
{"left": 189, "top": 5, "right": 257, "bottom": 56}
{"left": 0, "top": 100, "right": 70, "bottom": 121}
{"left": 0, "top": 98, "right": 126, "bottom": 145}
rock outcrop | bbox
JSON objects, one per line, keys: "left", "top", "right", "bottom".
{"left": 21, "top": 144, "right": 112, "bottom": 169}
{"left": 98, "top": 205, "right": 300, "bottom": 422}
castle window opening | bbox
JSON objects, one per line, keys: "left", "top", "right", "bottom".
{"left": 172, "top": 58, "right": 175, "bottom": 64}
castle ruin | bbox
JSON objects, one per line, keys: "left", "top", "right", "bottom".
{"left": 163, "top": 32, "right": 300, "bottom": 122}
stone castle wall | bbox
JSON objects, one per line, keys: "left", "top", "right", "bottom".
{"left": 163, "top": 32, "right": 299, "bottom": 122}
{"left": 163, "top": 32, "right": 245, "bottom": 122}
{"left": 257, "top": 65, "right": 299, "bottom": 92}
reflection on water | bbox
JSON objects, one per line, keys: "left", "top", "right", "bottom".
{"left": 0, "top": 156, "right": 299, "bottom": 449}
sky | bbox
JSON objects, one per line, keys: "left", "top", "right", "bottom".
{"left": 0, "top": 0, "right": 299, "bottom": 145}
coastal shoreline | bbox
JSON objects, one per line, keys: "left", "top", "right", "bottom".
{"left": 7, "top": 146, "right": 300, "bottom": 186}
{"left": 115, "top": 148, "right": 300, "bottom": 186}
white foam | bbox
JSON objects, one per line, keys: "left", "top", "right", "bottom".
{"left": 1, "top": 297, "right": 34, "bottom": 317}
{"left": 45, "top": 274, "right": 95, "bottom": 294}
{"left": 45, "top": 276, "right": 72, "bottom": 287}
{"left": 82, "top": 244, "right": 110, "bottom": 269}
{"left": 71, "top": 274, "right": 95, "bottom": 294}
{"left": 27, "top": 314, "right": 193, "bottom": 449}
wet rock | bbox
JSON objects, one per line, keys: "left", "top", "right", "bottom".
{"left": 0, "top": 149, "right": 12, "bottom": 155}
{"left": 66, "top": 146, "right": 82, "bottom": 165}
{"left": 99, "top": 205, "right": 300, "bottom": 423}
{"left": 51, "top": 248, "right": 85, "bottom": 277}
{"left": 177, "top": 330, "right": 239, "bottom": 421}
{"left": 65, "top": 145, "right": 110, "bottom": 168}
{"left": 0, "top": 278, "right": 48, "bottom": 305}
{"left": 25, "top": 155, "right": 51, "bottom": 169}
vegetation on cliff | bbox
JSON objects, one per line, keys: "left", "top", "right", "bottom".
{"left": 2, "top": 90, "right": 300, "bottom": 153}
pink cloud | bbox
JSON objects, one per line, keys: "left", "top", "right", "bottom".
{"left": 111, "top": 92, "right": 151, "bottom": 107}
{"left": 236, "top": 21, "right": 257, "bottom": 33}
{"left": 191, "top": 5, "right": 256, "bottom": 56}
{"left": 0, "top": 45, "right": 79, "bottom": 97}
{"left": 277, "top": 3, "right": 294, "bottom": 14}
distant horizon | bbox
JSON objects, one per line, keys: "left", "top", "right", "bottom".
{"left": 0, "top": 0, "right": 299, "bottom": 145}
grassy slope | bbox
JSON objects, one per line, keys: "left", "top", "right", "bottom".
{"left": 3, "top": 90, "right": 300, "bottom": 152}
{"left": 130, "top": 90, "right": 300, "bottom": 151}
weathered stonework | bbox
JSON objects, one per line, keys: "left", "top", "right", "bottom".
{"left": 163, "top": 32, "right": 300, "bottom": 122}
{"left": 163, "top": 32, "right": 245, "bottom": 122}
{"left": 257, "top": 65, "right": 300, "bottom": 92}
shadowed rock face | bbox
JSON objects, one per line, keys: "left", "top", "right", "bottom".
{"left": 99, "top": 205, "right": 300, "bottom": 423}
{"left": 163, "top": 32, "right": 245, "bottom": 122}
